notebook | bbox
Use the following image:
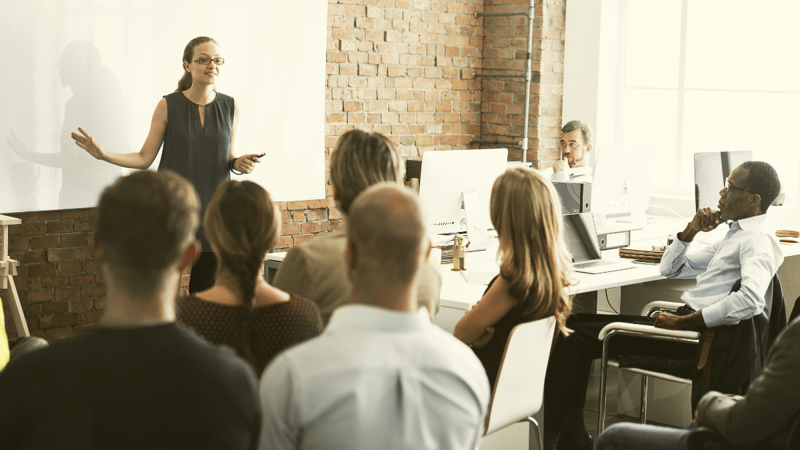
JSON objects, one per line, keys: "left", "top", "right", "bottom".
{"left": 564, "top": 213, "right": 634, "bottom": 274}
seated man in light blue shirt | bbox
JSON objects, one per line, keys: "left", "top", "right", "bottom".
{"left": 542, "top": 161, "right": 783, "bottom": 450}
{"left": 258, "top": 183, "right": 490, "bottom": 450}
{"left": 542, "top": 120, "right": 594, "bottom": 183}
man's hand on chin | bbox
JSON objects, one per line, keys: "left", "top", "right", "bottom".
{"left": 553, "top": 158, "right": 569, "bottom": 173}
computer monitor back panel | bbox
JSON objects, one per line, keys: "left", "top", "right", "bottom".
{"left": 694, "top": 151, "right": 752, "bottom": 211}
{"left": 553, "top": 182, "right": 592, "bottom": 214}
{"left": 418, "top": 149, "right": 508, "bottom": 235}
{"left": 563, "top": 213, "right": 603, "bottom": 263}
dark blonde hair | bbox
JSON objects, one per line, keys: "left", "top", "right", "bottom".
{"left": 490, "top": 167, "right": 575, "bottom": 335}
{"left": 96, "top": 170, "right": 200, "bottom": 294}
{"left": 204, "top": 180, "right": 280, "bottom": 370}
{"left": 330, "top": 129, "right": 401, "bottom": 215}
{"left": 176, "top": 36, "right": 219, "bottom": 92}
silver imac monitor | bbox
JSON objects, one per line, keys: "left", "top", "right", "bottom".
{"left": 418, "top": 149, "right": 508, "bottom": 242}
{"left": 694, "top": 151, "right": 752, "bottom": 211}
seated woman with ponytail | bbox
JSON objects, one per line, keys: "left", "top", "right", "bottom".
{"left": 177, "top": 180, "right": 323, "bottom": 376}
{"left": 454, "top": 167, "right": 575, "bottom": 388}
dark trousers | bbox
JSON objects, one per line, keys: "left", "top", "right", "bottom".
{"left": 544, "top": 313, "right": 696, "bottom": 438}
{"left": 188, "top": 252, "right": 217, "bottom": 294}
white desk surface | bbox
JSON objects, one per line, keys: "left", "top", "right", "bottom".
{"left": 438, "top": 249, "right": 663, "bottom": 310}
{"left": 438, "top": 215, "right": 800, "bottom": 311}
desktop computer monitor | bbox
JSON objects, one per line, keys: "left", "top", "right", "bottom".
{"left": 694, "top": 151, "right": 752, "bottom": 211}
{"left": 563, "top": 212, "right": 603, "bottom": 262}
{"left": 418, "top": 149, "right": 508, "bottom": 241}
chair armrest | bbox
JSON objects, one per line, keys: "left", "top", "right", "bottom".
{"left": 598, "top": 322, "right": 701, "bottom": 341}
{"left": 641, "top": 301, "right": 684, "bottom": 316}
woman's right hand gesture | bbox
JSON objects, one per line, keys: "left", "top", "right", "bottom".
{"left": 71, "top": 127, "right": 106, "bottom": 161}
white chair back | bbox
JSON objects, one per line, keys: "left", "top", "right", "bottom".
{"left": 484, "top": 316, "right": 557, "bottom": 436}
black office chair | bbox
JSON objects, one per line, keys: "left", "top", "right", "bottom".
{"left": 687, "top": 412, "right": 800, "bottom": 450}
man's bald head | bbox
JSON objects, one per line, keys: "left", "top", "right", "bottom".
{"left": 347, "top": 183, "right": 427, "bottom": 286}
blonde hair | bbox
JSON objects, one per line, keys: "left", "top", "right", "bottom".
{"left": 203, "top": 180, "right": 280, "bottom": 370}
{"left": 330, "top": 129, "right": 401, "bottom": 215}
{"left": 490, "top": 167, "right": 575, "bottom": 335}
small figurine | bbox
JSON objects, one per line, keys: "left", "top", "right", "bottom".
{"left": 452, "top": 235, "right": 469, "bottom": 271}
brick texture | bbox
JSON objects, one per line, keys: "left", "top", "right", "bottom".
{"left": 2, "top": 0, "right": 565, "bottom": 342}
{"left": 479, "top": 0, "right": 565, "bottom": 167}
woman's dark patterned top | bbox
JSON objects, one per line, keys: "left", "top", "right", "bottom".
{"left": 177, "top": 293, "right": 323, "bottom": 376}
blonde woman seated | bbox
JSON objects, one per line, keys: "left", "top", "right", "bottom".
{"left": 454, "top": 168, "right": 574, "bottom": 388}
{"left": 178, "top": 181, "right": 323, "bottom": 375}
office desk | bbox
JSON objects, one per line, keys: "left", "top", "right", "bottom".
{"left": 434, "top": 247, "right": 665, "bottom": 333}
{"left": 434, "top": 218, "right": 800, "bottom": 333}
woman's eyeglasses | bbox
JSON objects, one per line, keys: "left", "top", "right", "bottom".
{"left": 192, "top": 57, "right": 225, "bottom": 65}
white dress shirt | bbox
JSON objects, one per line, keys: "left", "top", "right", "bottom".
{"left": 659, "top": 214, "right": 783, "bottom": 328}
{"left": 258, "top": 305, "right": 490, "bottom": 450}
{"left": 540, "top": 165, "right": 593, "bottom": 183}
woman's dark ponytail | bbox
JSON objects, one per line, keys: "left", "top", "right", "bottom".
{"left": 203, "top": 180, "right": 281, "bottom": 375}
{"left": 176, "top": 72, "right": 193, "bottom": 92}
{"left": 227, "top": 253, "right": 261, "bottom": 373}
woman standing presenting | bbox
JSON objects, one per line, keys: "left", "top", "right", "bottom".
{"left": 71, "top": 36, "right": 261, "bottom": 293}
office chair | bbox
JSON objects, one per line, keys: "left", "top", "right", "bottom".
{"left": 596, "top": 275, "right": 784, "bottom": 433}
{"left": 481, "top": 316, "right": 556, "bottom": 450}
{"left": 596, "top": 301, "right": 701, "bottom": 433}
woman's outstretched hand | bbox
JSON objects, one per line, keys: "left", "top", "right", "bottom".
{"left": 234, "top": 154, "right": 262, "bottom": 174}
{"left": 71, "top": 127, "right": 105, "bottom": 161}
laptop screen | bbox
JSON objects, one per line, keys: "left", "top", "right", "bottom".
{"left": 563, "top": 213, "right": 602, "bottom": 263}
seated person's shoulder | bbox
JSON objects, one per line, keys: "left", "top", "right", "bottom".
{"left": 426, "top": 323, "right": 488, "bottom": 371}
{"left": 173, "top": 323, "right": 253, "bottom": 371}
{"left": 0, "top": 337, "right": 77, "bottom": 381}
{"left": 275, "top": 233, "right": 343, "bottom": 276}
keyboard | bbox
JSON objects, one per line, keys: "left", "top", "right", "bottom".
{"left": 573, "top": 259, "right": 618, "bottom": 269}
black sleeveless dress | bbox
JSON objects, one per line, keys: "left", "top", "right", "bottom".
{"left": 472, "top": 275, "right": 545, "bottom": 388}
{"left": 159, "top": 91, "right": 234, "bottom": 251}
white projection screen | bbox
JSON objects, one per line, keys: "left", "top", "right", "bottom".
{"left": 1, "top": 0, "right": 327, "bottom": 213}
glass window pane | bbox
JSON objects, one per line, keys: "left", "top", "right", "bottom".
{"left": 682, "top": 91, "right": 800, "bottom": 207}
{"left": 620, "top": 88, "right": 679, "bottom": 192}
{"left": 685, "top": 0, "right": 800, "bottom": 92}
{"left": 624, "top": 1, "right": 682, "bottom": 89}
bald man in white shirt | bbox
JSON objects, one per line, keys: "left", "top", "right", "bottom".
{"left": 259, "top": 183, "right": 490, "bottom": 450}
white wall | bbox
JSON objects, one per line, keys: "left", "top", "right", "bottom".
{"left": 0, "top": 0, "right": 327, "bottom": 213}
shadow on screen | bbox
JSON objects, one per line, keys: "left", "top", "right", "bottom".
{"left": 5, "top": 40, "right": 126, "bottom": 211}
{"left": 0, "top": 29, "right": 40, "bottom": 212}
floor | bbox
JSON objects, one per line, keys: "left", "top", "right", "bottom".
{"left": 480, "top": 361, "right": 679, "bottom": 450}
{"left": 480, "top": 294, "right": 684, "bottom": 450}
{"left": 584, "top": 362, "right": 640, "bottom": 437}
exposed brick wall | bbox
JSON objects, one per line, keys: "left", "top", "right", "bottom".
{"left": 479, "top": 0, "right": 565, "bottom": 167}
{"left": 3, "top": 210, "right": 105, "bottom": 340}
{"left": 2, "top": 0, "right": 566, "bottom": 342}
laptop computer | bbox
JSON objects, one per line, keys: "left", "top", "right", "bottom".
{"left": 564, "top": 213, "right": 634, "bottom": 274}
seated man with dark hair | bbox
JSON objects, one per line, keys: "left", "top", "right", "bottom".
{"left": 0, "top": 171, "right": 261, "bottom": 450}
{"left": 544, "top": 161, "right": 784, "bottom": 450}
